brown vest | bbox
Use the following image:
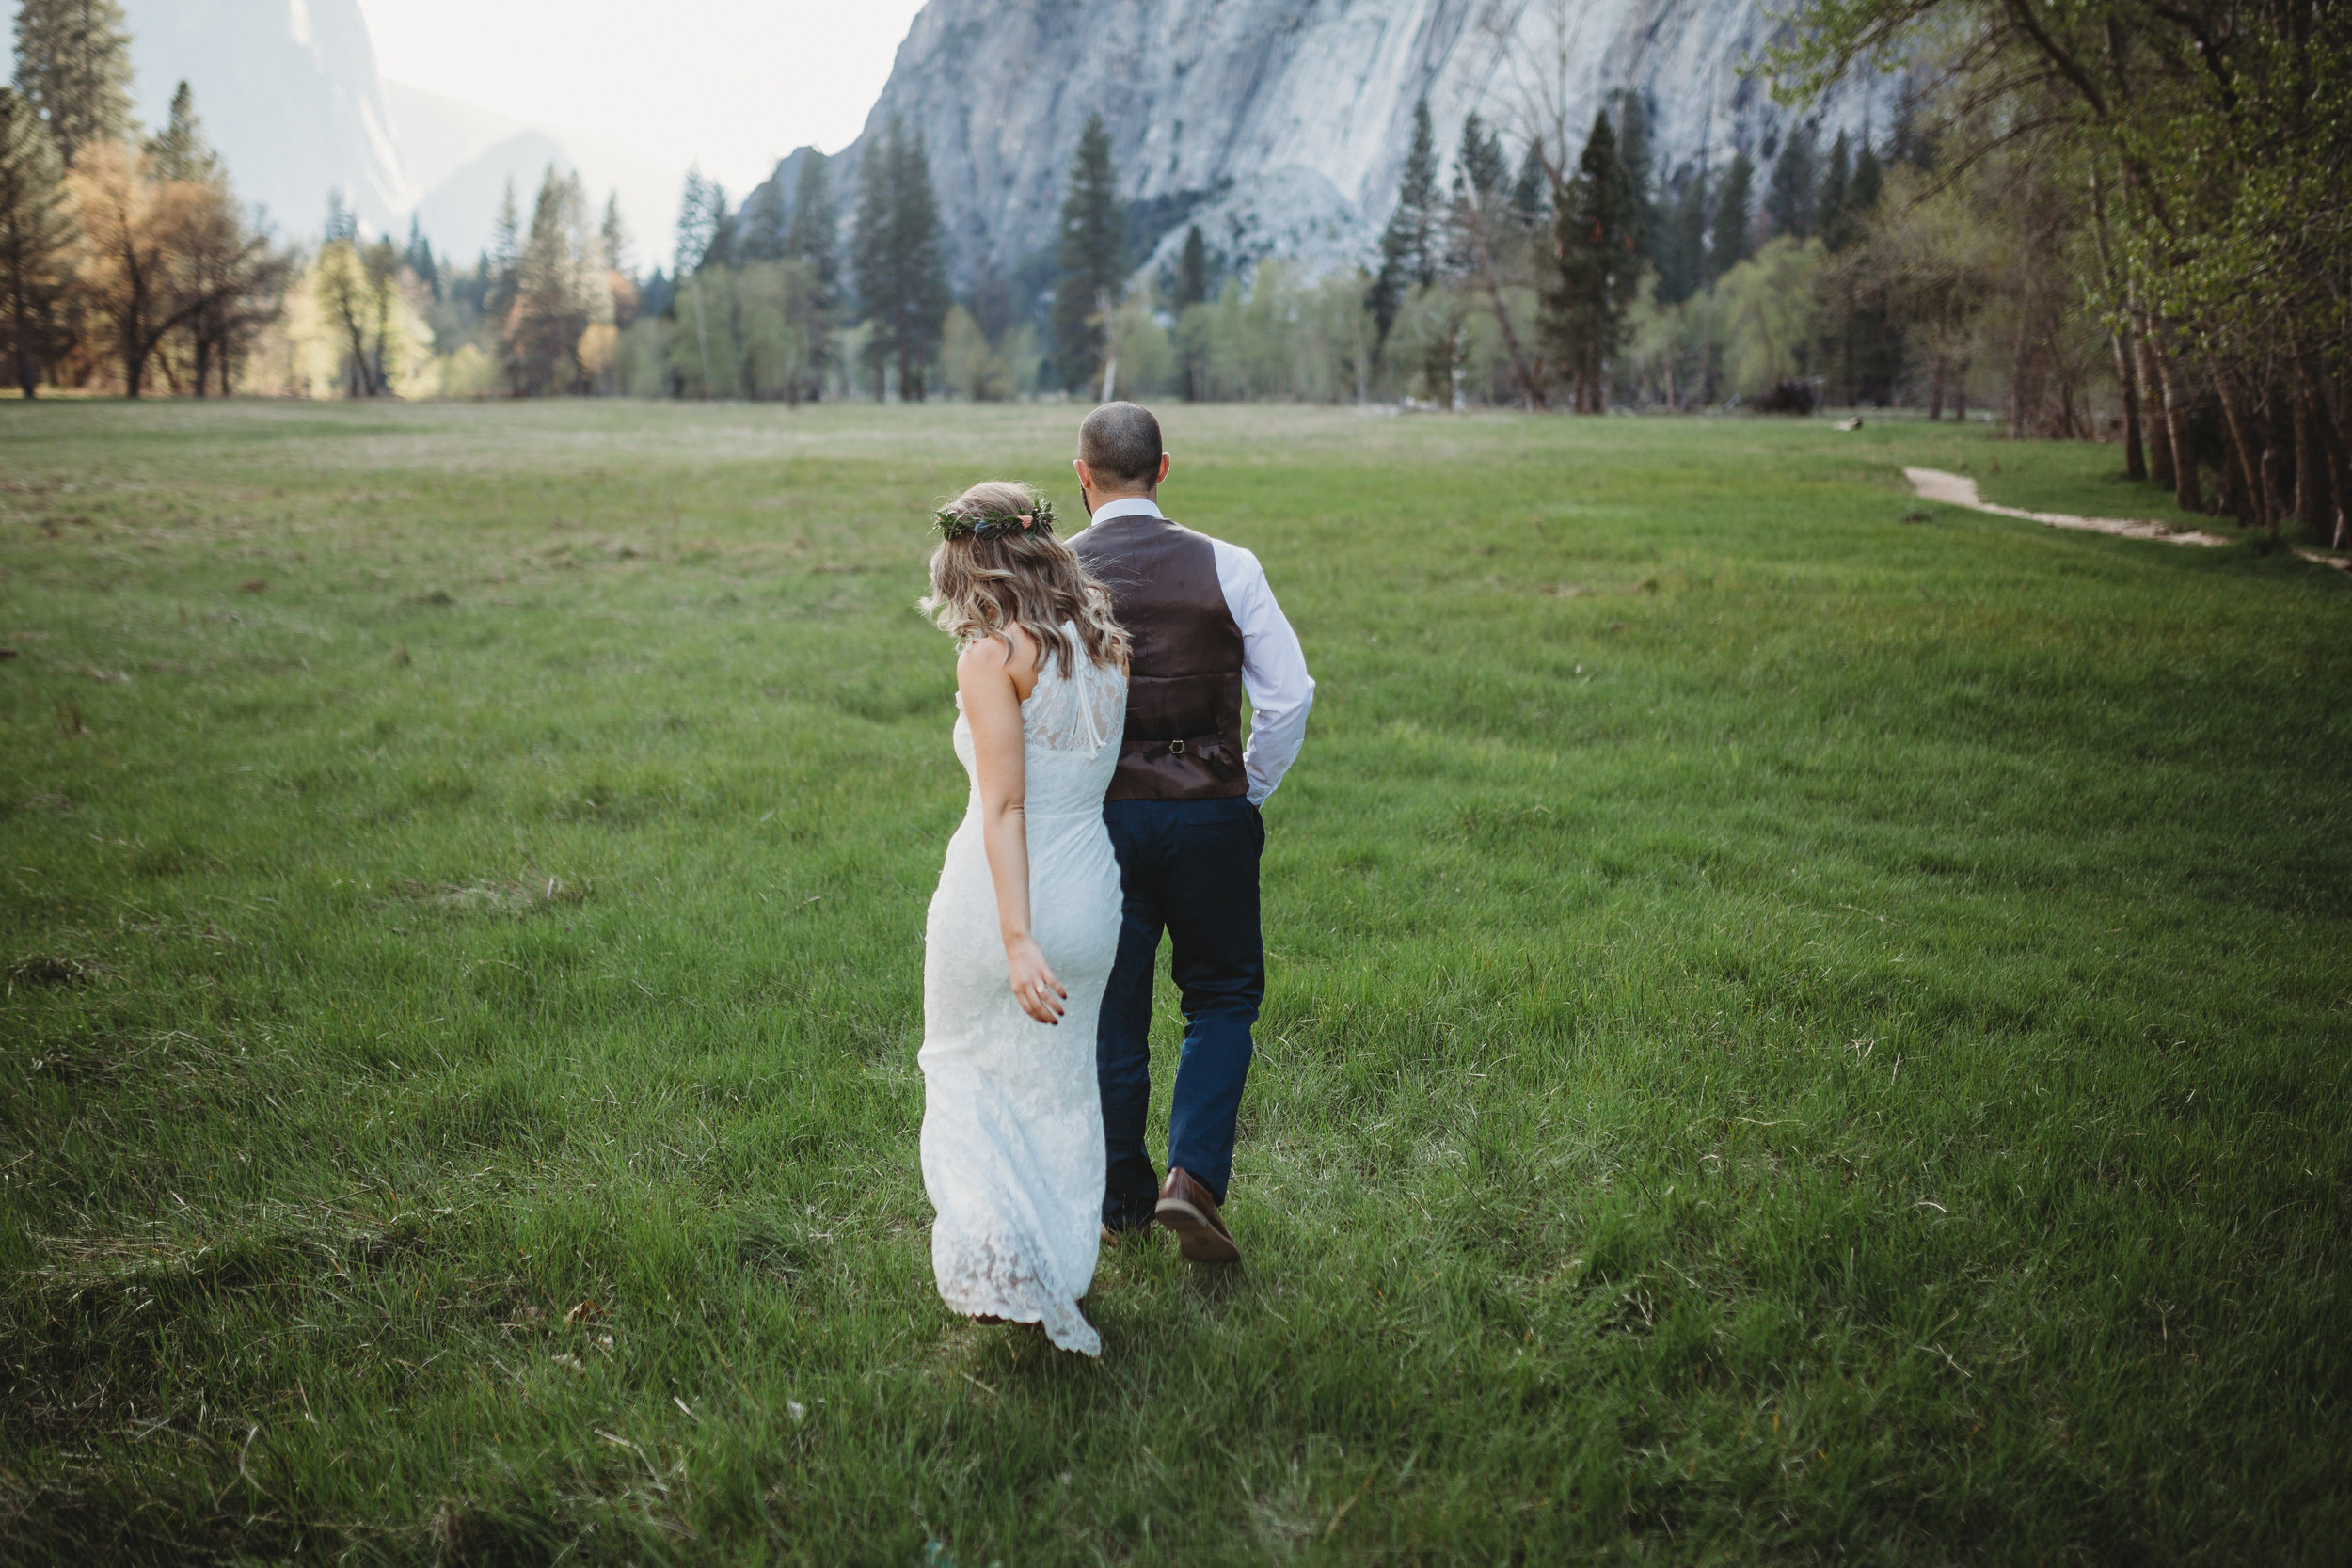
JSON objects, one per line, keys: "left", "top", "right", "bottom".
{"left": 1073, "top": 514, "right": 1248, "bottom": 801}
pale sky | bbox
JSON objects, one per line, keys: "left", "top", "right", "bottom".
{"left": 354, "top": 0, "right": 930, "bottom": 194}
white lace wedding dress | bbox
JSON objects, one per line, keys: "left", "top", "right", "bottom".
{"left": 919, "top": 625, "right": 1125, "bottom": 1355}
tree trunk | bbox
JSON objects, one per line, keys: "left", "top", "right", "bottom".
{"left": 2088, "top": 172, "right": 2139, "bottom": 473}
{"left": 2010, "top": 309, "right": 2033, "bottom": 438}
{"left": 2338, "top": 367, "right": 2352, "bottom": 549}
{"left": 2213, "top": 367, "right": 2271, "bottom": 535}
{"left": 2294, "top": 376, "right": 2329, "bottom": 537}
{"left": 1479, "top": 267, "right": 1543, "bottom": 411}
{"left": 123, "top": 317, "right": 147, "bottom": 398}
{"left": 121, "top": 269, "right": 149, "bottom": 398}
{"left": 2297, "top": 350, "right": 2352, "bottom": 550}
{"left": 2145, "top": 329, "right": 2201, "bottom": 512}
{"left": 2135, "top": 316, "right": 2174, "bottom": 489}
{"left": 10, "top": 284, "right": 36, "bottom": 399}
{"left": 1929, "top": 358, "right": 1945, "bottom": 420}
{"left": 2263, "top": 443, "right": 2290, "bottom": 527}
{"left": 2111, "top": 320, "right": 2145, "bottom": 479}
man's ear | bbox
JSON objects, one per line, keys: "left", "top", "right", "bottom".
{"left": 1155, "top": 452, "right": 1172, "bottom": 487}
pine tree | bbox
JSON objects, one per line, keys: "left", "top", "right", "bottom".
{"left": 1510, "top": 138, "right": 1548, "bottom": 233}
{"left": 1542, "top": 111, "right": 1638, "bottom": 413}
{"left": 145, "top": 81, "right": 221, "bottom": 185}
{"left": 674, "top": 167, "right": 720, "bottom": 396}
{"left": 850, "top": 122, "right": 947, "bottom": 400}
{"left": 739, "top": 177, "right": 787, "bottom": 262}
{"left": 1817, "top": 132, "right": 1853, "bottom": 251}
{"left": 1368, "top": 98, "right": 1440, "bottom": 344}
{"left": 1051, "top": 112, "right": 1123, "bottom": 395}
{"left": 486, "top": 177, "right": 522, "bottom": 326}
{"left": 701, "top": 183, "right": 736, "bottom": 271}
{"left": 1850, "top": 141, "right": 1883, "bottom": 212}
{"left": 403, "top": 216, "right": 438, "bottom": 300}
{"left": 324, "top": 189, "right": 358, "bottom": 243}
{"left": 0, "top": 84, "right": 74, "bottom": 396}
{"left": 1764, "top": 126, "right": 1817, "bottom": 240}
{"left": 1175, "top": 223, "right": 1210, "bottom": 401}
{"left": 599, "top": 193, "right": 630, "bottom": 278}
{"left": 12, "top": 0, "right": 134, "bottom": 166}
{"left": 507, "top": 166, "right": 598, "bottom": 395}
{"left": 1653, "top": 169, "right": 1707, "bottom": 306}
{"left": 1710, "top": 151, "right": 1755, "bottom": 275}
{"left": 675, "top": 169, "right": 724, "bottom": 274}
{"left": 1456, "top": 114, "right": 1508, "bottom": 203}
{"left": 850, "top": 132, "right": 895, "bottom": 398}
{"left": 1175, "top": 224, "right": 1208, "bottom": 309}
{"left": 784, "top": 152, "right": 836, "bottom": 290}
{"left": 1614, "top": 92, "right": 1654, "bottom": 261}
{"left": 1885, "top": 101, "right": 1931, "bottom": 174}
{"left": 783, "top": 153, "right": 836, "bottom": 401}
{"left": 887, "top": 127, "right": 948, "bottom": 400}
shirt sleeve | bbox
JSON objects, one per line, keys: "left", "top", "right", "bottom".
{"left": 1211, "top": 539, "right": 1314, "bottom": 805}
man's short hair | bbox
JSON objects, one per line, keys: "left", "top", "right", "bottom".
{"left": 1078, "top": 402, "right": 1164, "bottom": 486}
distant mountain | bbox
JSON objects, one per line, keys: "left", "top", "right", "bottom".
{"left": 759, "top": 0, "right": 1906, "bottom": 292}
{"left": 387, "top": 84, "right": 681, "bottom": 266}
{"left": 120, "top": 0, "right": 410, "bottom": 236}
{"left": 99, "top": 2, "right": 675, "bottom": 259}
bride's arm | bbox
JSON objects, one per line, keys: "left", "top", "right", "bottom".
{"left": 958, "top": 635, "right": 1068, "bottom": 1025}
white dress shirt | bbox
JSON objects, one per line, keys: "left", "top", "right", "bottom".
{"left": 1080, "top": 495, "right": 1314, "bottom": 804}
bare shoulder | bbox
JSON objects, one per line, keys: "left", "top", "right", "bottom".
{"left": 956, "top": 627, "right": 1041, "bottom": 691}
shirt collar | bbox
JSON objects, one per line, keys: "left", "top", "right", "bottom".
{"left": 1089, "top": 495, "right": 1164, "bottom": 523}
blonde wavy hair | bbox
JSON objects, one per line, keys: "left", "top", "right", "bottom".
{"left": 920, "top": 482, "right": 1128, "bottom": 676}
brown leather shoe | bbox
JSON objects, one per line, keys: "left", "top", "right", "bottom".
{"left": 1155, "top": 1167, "right": 1239, "bottom": 1263}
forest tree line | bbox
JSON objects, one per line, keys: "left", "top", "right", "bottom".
{"left": 4, "top": 0, "right": 2344, "bottom": 544}
{"left": 1772, "top": 0, "right": 2348, "bottom": 541}
{"left": 2, "top": 0, "right": 286, "bottom": 397}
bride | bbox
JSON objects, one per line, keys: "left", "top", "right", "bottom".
{"left": 916, "top": 481, "right": 1129, "bottom": 1356}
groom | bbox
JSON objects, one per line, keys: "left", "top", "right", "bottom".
{"left": 1072, "top": 403, "right": 1314, "bottom": 1263}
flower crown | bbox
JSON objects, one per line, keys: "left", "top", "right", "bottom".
{"left": 933, "top": 495, "right": 1057, "bottom": 541}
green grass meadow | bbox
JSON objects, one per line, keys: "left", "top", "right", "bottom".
{"left": 2, "top": 400, "right": 2347, "bottom": 1564}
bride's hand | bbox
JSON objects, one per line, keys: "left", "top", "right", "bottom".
{"left": 1005, "top": 937, "right": 1067, "bottom": 1024}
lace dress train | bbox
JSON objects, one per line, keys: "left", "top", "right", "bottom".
{"left": 919, "top": 628, "right": 1124, "bottom": 1355}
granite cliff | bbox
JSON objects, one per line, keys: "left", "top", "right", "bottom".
{"left": 763, "top": 0, "right": 1906, "bottom": 292}
{"left": 120, "top": 0, "right": 409, "bottom": 234}
{"left": 102, "top": 1, "right": 675, "bottom": 253}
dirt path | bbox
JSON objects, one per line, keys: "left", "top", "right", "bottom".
{"left": 1902, "top": 467, "right": 2234, "bottom": 546}
{"left": 1904, "top": 467, "right": 2352, "bottom": 572}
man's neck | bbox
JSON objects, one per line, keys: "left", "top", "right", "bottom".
{"left": 1090, "top": 491, "right": 1161, "bottom": 518}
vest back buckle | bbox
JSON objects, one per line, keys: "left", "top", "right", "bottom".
{"left": 1168, "top": 738, "right": 1186, "bottom": 754}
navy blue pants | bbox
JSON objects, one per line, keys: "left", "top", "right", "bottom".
{"left": 1097, "top": 795, "right": 1265, "bottom": 1228}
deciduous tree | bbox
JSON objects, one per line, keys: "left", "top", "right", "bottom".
{"left": 66, "top": 142, "right": 245, "bottom": 395}
{"left": 782, "top": 153, "right": 836, "bottom": 400}
{"left": 505, "top": 165, "right": 608, "bottom": 395}
{"left": 1444, "top": 111, "right": 1544, "bottom": 407}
